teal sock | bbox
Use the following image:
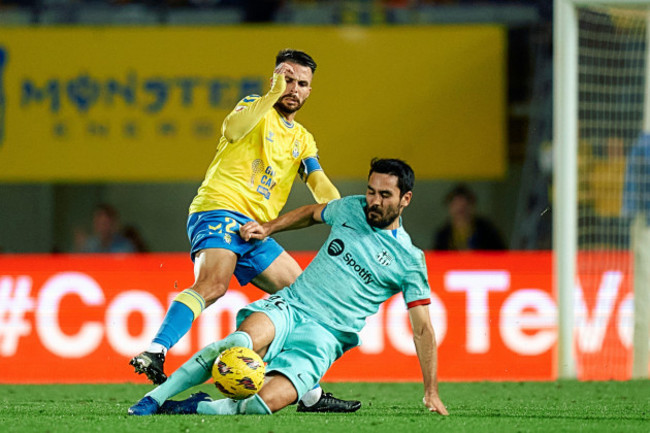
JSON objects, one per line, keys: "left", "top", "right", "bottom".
{"left": 146, "top": 331, "right": 252, "bottom": 405}
{"left": 197, "top": 394, "right": 271, "bottom": 415}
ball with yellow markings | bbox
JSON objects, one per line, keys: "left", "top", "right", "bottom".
{"left": 212, "top": 346, "right": 265, "bottom": 400}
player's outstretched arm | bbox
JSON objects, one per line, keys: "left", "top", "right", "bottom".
{"left": 408, "top": 304, "right": 449, "bottom": 415}
{"left": 222, "top": 63, "right": 293, "bottom": 142}
{"left": 306, "top": 170, "right": 341, "bottom": 203}
{"left": 239, "top": 203, "right": 326, "bottom": 241}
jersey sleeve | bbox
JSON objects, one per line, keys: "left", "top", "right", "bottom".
{"left": 235, "top": 94, "right": 261, "bottom": 109}
{"left": 221, "top": 84, "right": 283, "bottom": 143}
{"left": 320, "top": 197, "right": 343, "bottom": 226}
{"left": 321, "top": 195, "right": 364, "bottom": 226}
{"left": 220, "top": 94, "right": 264, "bottom": 142}
{"left": 402, "top": 249, "right": 432, "bottom": 308}
{"left": 298, "top": 132, "right": 321, "bottom": 182}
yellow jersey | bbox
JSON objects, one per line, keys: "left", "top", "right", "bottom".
{"left": 189, "top": 95, "right": 319, "bottom": 222}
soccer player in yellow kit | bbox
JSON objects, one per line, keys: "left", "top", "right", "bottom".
{"left": 130, "top": 49, "right": 360, "bottom": 412}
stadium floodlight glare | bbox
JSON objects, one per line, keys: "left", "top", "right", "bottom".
{"left": 554, "top": 0, "right": 650, "bottom": 379}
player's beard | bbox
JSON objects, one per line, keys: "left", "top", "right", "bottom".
{"left": 274, "top": 95, "right": 304, "bottom": 115}
{"left": 365, "top": 204, "right": 401, "bottom": 229}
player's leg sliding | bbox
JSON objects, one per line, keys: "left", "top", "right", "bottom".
{"left": 129, "top": 273, "right": 359, "bottom": 414}
{"left": 135, "top": 392, "right": 272, "bottom": 416}
{"left": 146, "top": 331, "right": 251, "bottom": 407}
{"left": 128, "top": 331, "right": 252, "bottom": 416}
{"left": 130, "top": 289, "right": 206, "bottom": 385}
{"left": 197, "top": 393, "right": 272, "bottom": 415}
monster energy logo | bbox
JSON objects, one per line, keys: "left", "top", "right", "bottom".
{"left": 17, "top": 72, "right": 264, "bottom": 141}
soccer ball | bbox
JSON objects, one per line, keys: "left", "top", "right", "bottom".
{"left": 212, "top": 346, "right": 265, "bottom": 400}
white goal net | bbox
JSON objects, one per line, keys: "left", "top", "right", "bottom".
{"left": 556, "top": 0, "right": 650, "bottom": 379}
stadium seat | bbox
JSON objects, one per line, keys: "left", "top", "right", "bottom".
{"left": 415, "top": 4, "right": 540, "bottom": 26}
{"left": 274, "top": 3, "right": 338, "bottom": 25}
{"left": 166, "top": 8, "right": 244, "bottom": 26}
{"left": 38, "top": 6, "right": 78, "bottom": 25}
{"left": 76, "top": 4, "right": 160, "bottom": 25}
{"left": 0, "top": 7, "right": 33, "bottom": 26}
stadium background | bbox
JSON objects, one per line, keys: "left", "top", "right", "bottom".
{"left": 2, "top": 1, "right": 632, "bottom": 384}
{"left": 0, "top": 1, "right": 550, "bottom": 255}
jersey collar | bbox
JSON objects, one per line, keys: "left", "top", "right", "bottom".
{"left": 276, "top": 110, "right": 295, "bottom": 129}
{"left": 370, "top": 217, "right": 403, "bottom": 238}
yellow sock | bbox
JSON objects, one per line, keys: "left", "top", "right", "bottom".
{"left": 173, "top": 289, "right": 206, "bottom": 320}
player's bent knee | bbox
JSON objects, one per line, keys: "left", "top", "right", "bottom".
{"left": 257, "top": 373, "right": 298, "bottom": 412}
{"left": 192, "top": 282, "right": 228, "bottom": 304}
{"left": 236, "top": 313, "right": 275, "bottom": 356}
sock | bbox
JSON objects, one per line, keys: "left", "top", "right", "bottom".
{"left": 300, "top": 385, "right": 323, "bottom": 407}
{"left": 146, "top": 342, "right": 167, "bottom": 355}
{"left": 146, "top": 331, "right": 252, "bottom": 405}
{"left": 197, "top": 393, "right": 271, "bottom": 415}
{"left": 151, "top": 289, "right": 206, "bottom": 349}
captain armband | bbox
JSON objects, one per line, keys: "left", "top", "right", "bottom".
{"left": 298, "top": 156, "right": 322, "bottom": 182}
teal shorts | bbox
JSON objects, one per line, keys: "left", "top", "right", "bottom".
{"left": 236, "top": 292, "right": 359, "bottom": 400}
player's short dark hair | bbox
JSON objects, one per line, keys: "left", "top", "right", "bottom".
{"left": 276, "top": 49, "right": 317, "bottom": 74}
{"left": 368, "top": 158, "right": 415, "bottom": 196}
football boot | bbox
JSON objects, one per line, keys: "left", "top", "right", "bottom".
{"left": 297, "top": 391, "right": 361, "bottom": 413}
{"left": 158, "top": 392, "right": 213, "bottom": 415}
{"left": 128, "top": 396, "right": 160, "bottom": 416}
{"left": 130, "top": 351, "right": 167, "bottom": 385}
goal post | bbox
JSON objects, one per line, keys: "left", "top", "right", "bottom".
{"left": 554, "top": 0, "right": 579, "bottom": 379}
{"left": 554, "top": 0, "right": 650, "bottom": 380}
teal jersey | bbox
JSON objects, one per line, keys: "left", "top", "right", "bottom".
{"left": 280, "top": 195, "right": 431, "bottom": 334}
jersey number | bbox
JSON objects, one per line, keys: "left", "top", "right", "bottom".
{"left": 209, "top": 217, "right": 238, "bottom": 234}
{"left": 267, "top": 295, "right": 286, "bottom": 310}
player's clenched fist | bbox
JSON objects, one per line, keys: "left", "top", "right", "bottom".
{"left": 239, "top": 221, "right": 269, "bottom": 242}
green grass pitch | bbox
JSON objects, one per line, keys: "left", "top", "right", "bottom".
{"left": 0, "top": 381, "right": 648, "bottom": 433}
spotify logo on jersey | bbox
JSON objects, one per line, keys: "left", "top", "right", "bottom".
{"left": 327, "top": 239, "right": 344, "bottom": 256}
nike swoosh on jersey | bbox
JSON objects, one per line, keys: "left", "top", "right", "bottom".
{"left": 341, "top": 222, "right": 356, "bottom": 230}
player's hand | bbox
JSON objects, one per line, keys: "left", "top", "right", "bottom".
{"left": 423, "top": 394, "right": 448, "bottom": 415}
{"left": 239, "top": 221, "right": 269, "bottom": 242}
{"left": 270, "top": 62, "right": 294, "bottom": 92}
{"left": 274, "top": 62, "right": 296, "bottom": 80}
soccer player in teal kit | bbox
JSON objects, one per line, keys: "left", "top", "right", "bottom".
{"left": 128, "top": 159, "right": 448, "bottom": 416}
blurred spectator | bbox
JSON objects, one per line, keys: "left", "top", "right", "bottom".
{"left": 588, "top": 137, "right": 629, "bottom": 247}
{"left": 432, "top": 183, "right": 506, "bottom": 251}
{"left": 74, "top": 204, "right": 137, "bottom": 253}
{"left": 623, "top": 133, "right": 650, "bottom": 224}
{"left": 123, "top": 224, "right": 149, "bottom": 252}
